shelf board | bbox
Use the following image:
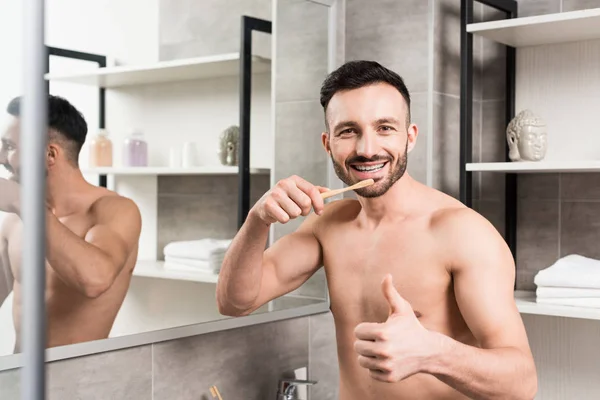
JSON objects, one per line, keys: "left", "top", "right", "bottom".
{"left": 45, "top": 53, "right": 271, "bottom": 88}
{"left": 515, "top": 291, "right": 600, "bottom": 321}
{"left": 466, "top": 160, "right": 600, "bottom": 173}
{"left": 81, "top": 166, "right": 270, "bottom": 176}
{"left": 133, "top": 260, "right": 219, "bottom": 284}
{"left": 467, "top": 8, "right": 600, "bottom": 47}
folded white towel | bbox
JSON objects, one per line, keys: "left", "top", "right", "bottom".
{"left": 536, "top": 297, "right": 600, "bottom": 308}
{"left": 164, "top": 260, "right": 219, "bottom": 274}
{"left": 533, "top": 254, "right": 600, "bottom": 289}
{"left": 536, "top": 287, "right": 600, "bottom": 298}
{"left": 165, "top": 256, "right": 213, "bottom": 269}
{"left": 163, "top": 239, "right": 231, "bottom": 260}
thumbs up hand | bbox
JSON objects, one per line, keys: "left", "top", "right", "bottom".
{"left": 353, "top": 274, "right": 436, "bottom": 383}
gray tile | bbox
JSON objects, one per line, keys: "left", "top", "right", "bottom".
{"left": 481, "top": 39, "right": 506, "bottom": 101}
{"left": 480, "top": 172, "right": 505, "bottom": 201}
{"left": 48, "top": 346, "right": 152, "bottom": 400}
{"left": 481, "top": 100, "right": 506, "bottom": 162}
{"left": 473, "top": 200, "right": 506, "bottom": 238}
{"left": 433, "top": 93, "right": 460, "bottom": 199}
{"left": 518, "top": 174, "right": 559, "bottom": 200}
{"left": 434, "top": 0, "right": 462, "bottom": 98}
{"left": 0, "top": 348, "right": 152, "bottom": 400}
{"left": 515, "top": 0, "right": 561, "bottom": 17}
{"left": 516, "top": 200, "right": 559, "bottom": 278}
{"left": 157, "top": 175, "right": 270, "bottom": 259}
{"left": 563, "top": 0, "right": 600, "bottom": 11}
{"left": 289, "top": 269, "right": 328, "bottom": 299}
{"left": 159, "top": 0, "right": 271, "bottom": 60}
{"left": 345, "top": 1, "right": 429, "bottom": 93}
{"left": 561, "top": 202, "right": 600, "bottom": 259}
{"left": 0, "top": 367, "right": 20, "bottom": 400}
{"left": 407, "top": 93, "right": 428, "bottom": 185}
{"left": 560, "top": 173, "right": 600, "bottom": 201}
{"left": 309, "top": 312, "right": 339, "bottom": 400}
{"left": 153, "top": 317, "right": 309, "bottom": 400}
{"left": 346, "top": 0, "right": 429, "bottom": 33}
{"left": 271, "top": 296, "right": 325, "bottom": 311}
{"left": 274, "top": 100, "right": 329, "bottom": 241}
{"left": 276, "top": 0, "right": 329, "bottom": 103}
{"left": 473, "top": 101, "right": 483, "bottom": 200}
{"left": 479, "top": 96, "right": 505, "bottom": 202}
{"left": 516, "top": 269, "right": 537, "bottom": 291}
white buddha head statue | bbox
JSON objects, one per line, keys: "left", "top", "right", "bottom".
{"left": 506, "top": 109, "right": 547, "bottom": 162}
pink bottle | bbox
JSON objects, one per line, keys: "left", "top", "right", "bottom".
{"left": 122, "top": 130, "right": 148, "bottom": 167}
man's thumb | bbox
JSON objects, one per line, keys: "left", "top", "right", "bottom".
{"left": 382, "top": 274, "right": 411, "bottom": 317}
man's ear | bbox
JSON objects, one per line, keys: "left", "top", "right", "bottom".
{"left": 46, "top": 143, "right": 59, "bottom": 168}
{"left": 321, "top": 131, "right": 331, "bottom": 154}
{"left": 406, "top": 123, "right": 418, "bottom": 154}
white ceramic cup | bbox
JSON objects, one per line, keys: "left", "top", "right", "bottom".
{"left": 182, "top": 142, "right": 197, "bottom": 168}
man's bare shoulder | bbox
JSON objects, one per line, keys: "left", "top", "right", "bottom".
{"left": 89, "top": 190, "right": 141, "bottom": 225}
{"left": 431, "top": 204, "right": 513, "bottom": 271}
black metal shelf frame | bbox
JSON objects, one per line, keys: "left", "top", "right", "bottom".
{"left": 46, "top": 46, "right": 108, "bottom": 188}
{"left": 460, "top": 0, "right": 518, "bottom": 269}
{"left": 239, "top": 16, "right": 272, "bottom": 229}
{"left": 44, "top": 15, "right": 271, "bottom": 229}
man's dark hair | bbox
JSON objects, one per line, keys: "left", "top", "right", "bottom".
{"left": 320, "top": 60, "right": 411, "bottom": 129}
{"left": 7, "top": 94, "right": 88, "bottom": 165}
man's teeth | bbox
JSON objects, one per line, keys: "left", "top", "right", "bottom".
{"left": 354, "top": 163, "right": 385, "bottom": 172}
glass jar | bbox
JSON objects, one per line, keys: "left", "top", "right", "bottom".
{"left": 122, "top": 130, "right": 148, "bottom": 167}
{"left": 89, "top": 129, "right": 113, "bottom": 167}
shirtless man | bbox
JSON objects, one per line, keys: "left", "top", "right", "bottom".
{"left": 217, "top": 60, "right": 537, "bottom": 399}
{"left": 0, "top": 95, "right": 141, "bottom": 352}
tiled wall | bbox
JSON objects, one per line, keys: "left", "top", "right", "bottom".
{"left": 0, "top": 314, "right": 340, "bottom": 399}
{"left": 156, "top": 174, "right": 270, "bottom": 260}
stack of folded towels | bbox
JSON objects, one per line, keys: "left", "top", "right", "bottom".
{"left": 534, "top": 254, "right": 600, "bottom": 308}
{"left": 163, "top": 238, "right": 232, "bottom": 274}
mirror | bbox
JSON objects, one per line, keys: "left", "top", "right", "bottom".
{"left": 0, "top": 0, "right": 337, "bottom": 365}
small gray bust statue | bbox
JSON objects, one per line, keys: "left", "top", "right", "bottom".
{"left": 218, "top": 125, "right": 239, "bottom": 166}
{"left": 506, "top": 109, "right": 547, "bottom": 162}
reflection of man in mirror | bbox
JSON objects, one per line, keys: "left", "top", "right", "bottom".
{"left": 0, "top": 95, "right": 142, "bottom": 353}
{"left": 218, "top": 61, "right": 537, "bottom": 399}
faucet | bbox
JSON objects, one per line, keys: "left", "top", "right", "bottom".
{"left": 276, "top": 378, "right": 318, "bottom": 400}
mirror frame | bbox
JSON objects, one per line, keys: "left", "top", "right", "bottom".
{"left": 0, "top": 0, "right": 340, "bottom": 373}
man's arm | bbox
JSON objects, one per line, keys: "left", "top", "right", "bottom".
{"left": 217, "top": 210, "right": 323, "bottom": 316}
{"left": 426, "top": 208, "right": 537, "bottom": 400}
{"left": 216, "top": 175, "right": 328, "bottom": 317}
{"left": 0, "top": 215, "right": 15, "bottom": 306}
{"left": 44, "top": 196, "right": 141, "bottom": 299}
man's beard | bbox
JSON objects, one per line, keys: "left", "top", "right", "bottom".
{"left": 330, "top": 143, "right": 408, "bottom": 198}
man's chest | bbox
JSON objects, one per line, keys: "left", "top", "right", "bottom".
{"left": 321, "top": 227, "right": 452, "bottom": 324}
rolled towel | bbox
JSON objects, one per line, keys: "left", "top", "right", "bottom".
{"left": 535, "top": 297, "right": 600, "bottom": 308}
{"left": 533, "top": 254, "right": 600, "bottom": 289}
{"left": 536, "top": 287, "right": 600, "bottom": 298}
{"left": 163, "top": 238, "right": 232, "bottom": 260}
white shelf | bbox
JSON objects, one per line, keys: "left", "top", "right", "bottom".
{"left": 45, "top": 53, "right": 271, "bottom": 88}
{"left": 466, "top": 160, "right": 600, "bottom": 173}
{"left": 515, "top": 291, "right": 600, "bottom": 321}
{"left": 81, "top": 166, "right": 270, "bottom": 176}
{"left": 467, "top": 8, "right": 600, "bottom": 47}
{"left": 133, "top": 260, "right": 219, "bottom": 284}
